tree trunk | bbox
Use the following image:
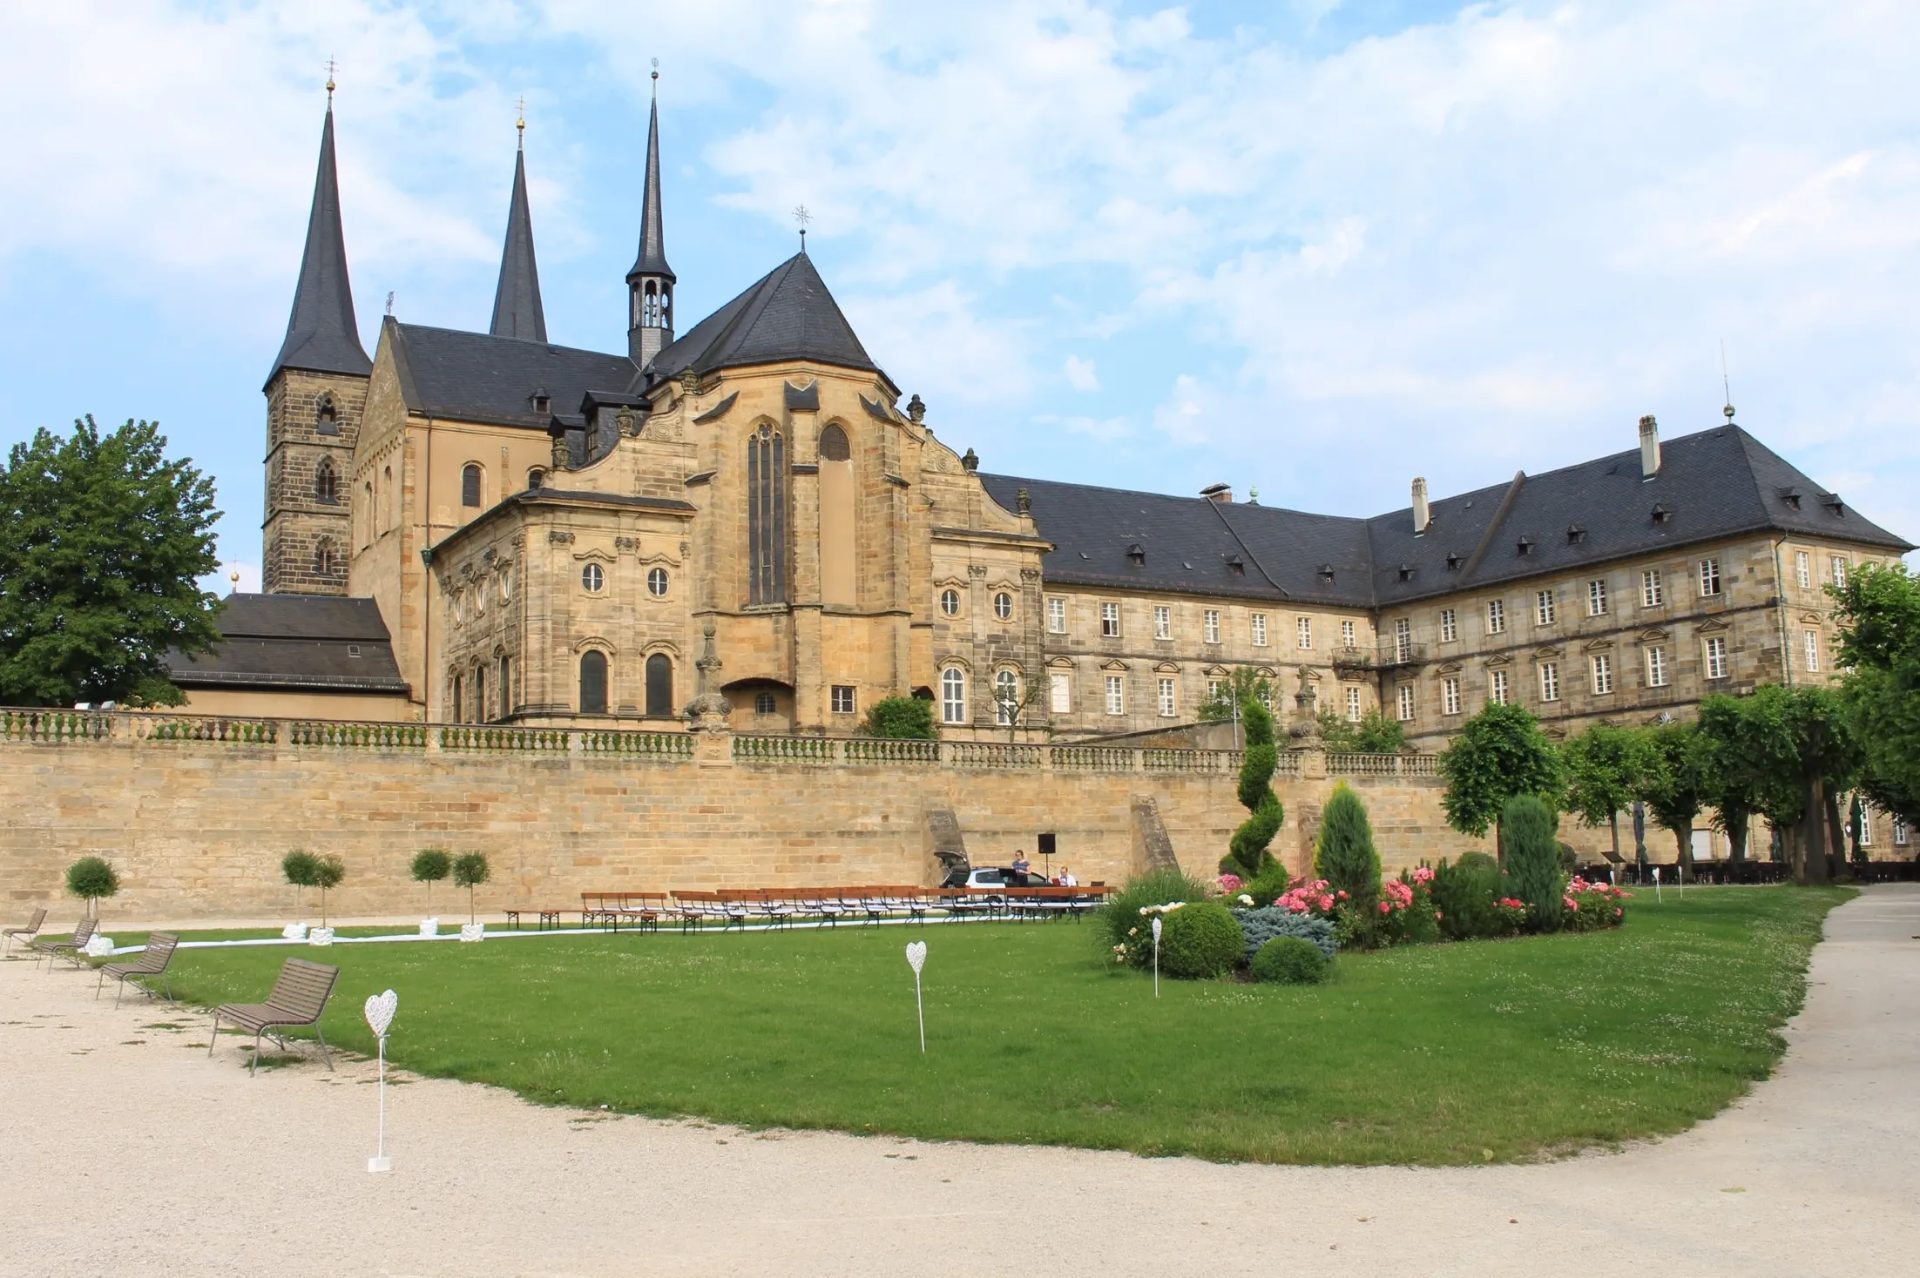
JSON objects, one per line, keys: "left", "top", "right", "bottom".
{"left": 1610, "top": 812, "right": 1621, "bottom": 869}
{"left": 1799, "top": 776, "right": 1830, "bottom": 886}
{"left": 1726, "top": 810, "right": 1748, "bottom": 863}
{"left": 1825, "top": 789, "right": 1848, "bottom": 881}
{"left": 1674, "top": 827, "right": 1690, "bottom": 863}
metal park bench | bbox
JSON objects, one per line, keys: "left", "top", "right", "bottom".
{"left": 3, "top": 907, "right": 47, "bottom": 956}
{"left": 31, "top": 916, "right": 95, "bottom": 970}
{"left": 96, "top": 932, "right": 179, "bottom": 1006}
{"left": 207, "top": 957, "right": 340, "bottom": 1076}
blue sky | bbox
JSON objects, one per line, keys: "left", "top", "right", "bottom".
{"left": 4, "top": 1, "right": 1917, "bottom": 589}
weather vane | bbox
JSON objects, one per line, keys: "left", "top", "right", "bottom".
{"left": 652, "top": 57, "right": 660, "bottom": 92}
{"left": 325, "top": 57, "right": 337, "bottom": 104}
{"left": 516, "top": 95, "right": 526, "bottom": 146}
{"left": 793, "top": 203, "right": 812, "bottom": 252}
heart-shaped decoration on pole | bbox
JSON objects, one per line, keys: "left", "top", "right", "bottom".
{"left": 905, "top": 941, "right": 929, "bottom": 1052}
{"left": 363, "top": 988, "right": 398, "bottom": 1174}
{"left": 364, "top": 989, "right": 398, "bottom": 1039}
{"left": 1151, "top": 917, "right": 1163, "bottom": 998}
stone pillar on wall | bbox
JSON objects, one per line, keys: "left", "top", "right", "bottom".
{"left": 684, "top": 619, "right": 734, "bottom": 768}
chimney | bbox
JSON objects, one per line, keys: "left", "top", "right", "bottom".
{"left": 1411, "top": 477, "right": 1430, "bottom": 534}
{"left": 1199, "top": 483, "right": 1233, "bottom": 504}
{"left": 1639, "top": 415, "right": 1661, "bottom": 479}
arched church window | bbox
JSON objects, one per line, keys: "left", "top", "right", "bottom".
{"left": 527, "top": 467, "right": 545, "bottom": 491}
{"left": 474, "top": 664, "right": 487, "bottom": 723}
{"left": 818, "top": 424, "right": 850, "bottom": 462}
{"left": 645, "top": 653, "right": 673, "bottom": 717}
{"left": 579, "top": 650, "right": 609, "bottom": 715}
{"left": 461, "top": 464, "right": 483, "bottom": 508}
{"left": 313, "top": 538, "right": 336, "bottom": 576}
{"left": 314, "top": 458, "right": 338, "bottom": 505}
{"left": 995, "top": 668, "right": 1019, "bottom": 726}
{"left": 747, "top": 425, "right": 787, "bottom": 605}
{"left": 316, "top": 394, "right": 338, "bottom": 436}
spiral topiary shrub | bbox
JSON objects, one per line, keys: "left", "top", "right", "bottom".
{"left": 1155, "top": 901, "right": 1245, "bottom": 979}
{"left": 1236, "top": 906, "right": 1336, "bottom": 964}
{"left": 1222, "top": 698, "right": 1285, "bottom": 881}
{"left": 1251, "top": 935, "right": 1331, "bottom": 984}
{"left": 1501, "top": 794, "right": 1564, "bottom": 933}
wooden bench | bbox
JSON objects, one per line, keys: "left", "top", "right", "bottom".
{"left": 96, "top": 932, "right": 179, "bottom": 1006}
{"left": 207, "top": 957, "right": 340, "bottom": 1076}
{"left": 503, "top": 906, "right": 566, "bottom": 930}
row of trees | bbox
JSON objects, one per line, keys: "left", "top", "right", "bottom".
{"left": 1437, "top": 563, "right": 1919, "bottom": 884}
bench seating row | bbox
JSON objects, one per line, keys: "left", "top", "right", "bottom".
{"left": 504, "top": 885, "right": 1114, "bottom": 931}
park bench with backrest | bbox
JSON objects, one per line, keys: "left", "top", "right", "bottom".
{"left": 207, "top": 957, "right": 341, "bottom": 1077}
{"left": 96, "top": 932, "right": 179, "bottom": 1006}
{"left": 31, "top": 916, "right": 95, "bottom": 969}
{"left": 3, "top": 907, "right": 47, "bottom": 956}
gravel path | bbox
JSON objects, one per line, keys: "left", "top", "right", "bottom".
{"left": 1, "top": 886, "right": 1913, "bottom": 1277}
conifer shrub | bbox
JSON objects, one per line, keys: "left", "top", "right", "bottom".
{"left": 1429, "top": 853, "right": 1504, "bottom": 941}
{"left": 1251, "top": 936, "right": 1331, "bottom": 984}
{"left": 1154, "top": 901, "right": 1244, "bottom": 979}
{"left": 1501, "top": 795, "right": 1564, "bottom": 932}
{"left": 1314, "top": 782, "right": 1382, "bottom": 943}
{"left": 1236, "top": 906, "right": 1336, "bottom": 964}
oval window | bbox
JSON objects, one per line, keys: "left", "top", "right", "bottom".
{"left": 581, "top": 563, "right": 605, "bottom": 594}
{"left": 940, "top": 589, "right": 960, "bottom": 617}
{"left": 647, "top": 567, "right": 669, "bottom": 597}
{"left": 993, "top": 591, "right": 1013, "bottom": 621}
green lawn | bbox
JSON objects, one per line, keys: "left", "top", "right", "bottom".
{"left": 148, "top": 886, "right": 1849, "bottom": 1165}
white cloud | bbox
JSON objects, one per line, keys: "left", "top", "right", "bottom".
{"left": 1063, "top": 355, "right": 1099, "bottom": 392}
{"left": 1052, "top": 414, "right": 1131, "bottom": 441}
{"left": 839, "top": 279, "right": 1031, "bottom": 407}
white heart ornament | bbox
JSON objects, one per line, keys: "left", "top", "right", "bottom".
{"left": 905, "top": 941, "right": 927, "bottom": 975}
{"left": 364, "top": 989, "right": 398, "bottom": 1039}
{"left": 1151, "top": 917, "right": 1163, "bottom": 942}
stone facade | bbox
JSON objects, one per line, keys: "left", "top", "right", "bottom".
{"left": 262, "top": 368, "right": 365, "bottom": 595}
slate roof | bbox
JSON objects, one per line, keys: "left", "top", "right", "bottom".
{"left": 386, "top": 320, "right": 635, "bottom": 431}
{"left": 267, "top": 106, "right": 373, "bottom": 387}
{"left": 489, "top": 145, "right": 547, "bottom": 342}
{"left": 646, "top": 253, "right": 891, "bottom": 389}
{"left": 982, "top": 423, "right": 1911, "bottom": 611}
{"left": 166, "top": 596, "right": 408, "bottom": 694}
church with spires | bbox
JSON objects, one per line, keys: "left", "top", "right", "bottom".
{"left": 168, "top": 85, "right": 1911, "bottom": 759}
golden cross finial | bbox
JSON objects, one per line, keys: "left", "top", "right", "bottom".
{"left": 325, "top": 57, "right": 337, "bottom": 103}
{"left": 516, "top": 96, "right": 526, "bottom": 147}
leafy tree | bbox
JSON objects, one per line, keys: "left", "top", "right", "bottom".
{"left": 1561, "top": 723, "right": 1652, "bottom": 867}
{"left": 312, "top": 855, "right": 345, "bottom": 928}
{"left": 281, "top": 850, "right": 319, "bottom": 913}
{"left": 65, "top": 856, "right": 119, "bottom": 918}
{"left": 1829, "top": 562, "right": 1920, "bottom": 824}
{"left": 1637, "top": 722, "right": 1711, "bottom": 863}
{"left": 1315, "top": 707, "right": 1407, "bottom": 754}
{"left": 1501, "top": 794, "right": 1564, "bottom": 932}
{"left": 861, "top": 695, "right": 937, "bottom": 740}
{"left": 1438, "top": 702, "right": 1562, "bottom": 861}
{"left": 452, "top": 852, "right": 490, "bottom": 925}
{"left": 0, "top": 416, "right": 222, "bottom": 707}
{"left": 1697, "top": 687, "right": 1859, "bottom": 885}
{"left": 1314, "top": 781, "right": 1382, "bottom": 940}
{"left": 411, "top": 849, "right": 451, "bottom": 910}
{"left": 1222, "top": 696, "right": 1285, "bottom": 880}
{"left": 1197, "top": 666, "right": 1274, "bottom": 729}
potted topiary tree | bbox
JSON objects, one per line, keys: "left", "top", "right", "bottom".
{"left": 65, "top": 856, "right": 119, "bottom": 919}
{"left": 411, "top": 849, "right": 450, "bottom": 931}
{"left": 452, "top": 852, "right": 490, "bottom": 936}
{"left": 281, "top": 851, "right": 318, "bottom": 936}
{"left": 311, "top": 855, "right": 346, "bottom": 932}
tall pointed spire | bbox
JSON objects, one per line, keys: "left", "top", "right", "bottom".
{"left": 490, "top": 110, "right": 547, "bottom": 342}
{"left": 626, "top": 68, "right": 676, "bottom": 365}
{"left": 268, "top": 88, "right": 372, "bottom": 385}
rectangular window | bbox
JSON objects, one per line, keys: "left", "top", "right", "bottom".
{"left": 1535, "top": 589, "right": 1557, "bottom": 626}
{"left": 1154, "top": 605, "right": 1172, "bottom": 641}
{"left": 1341, "top": 619, "right": 1356, "bottom": 647}
{"left": 1489, "top": 669, "right": 1510, "bottom": 705}
{"left": 1047, "top": 597, "right": 1066, "bottom": 633}
{"left": 1587, "top": 579, "right": 1608, "bottom": 617}
{"left": 1642, "top": 569, "right": 1664, "bottom": 608}
{"left": 1442, "top": 676, "right": 1461, "bottom": 716}
{"left": 1346, "top": 686, "right": 1362, "bottom": 722}
{"left": 1251, "top": 614, "right": 1268, "bottom": 647}
{"left": 1104, "top": 675, "right": 1125, "bottom": 716}
{"left": 1859, "top": 809, "right": 1873, "bottom": 847}
{"left": 1646, "top": 645, "right": 1669, "bottom": 688}
{"left": 1439, "top": 608, "right": 1457, "bottom": 643}
{"left": 1699, "top": 557, "right": 1722, "bottom": 597}
{"left": 1830, "top": 555, "right": 1849, "bottom": 589}
{"left": 1895, "top": 816, "right": 1910, "bottom": 847}
{"left": 941, "top": 669, "right": 966, "bottom": 724}
{"left": 1591, "top": 653, "right": 1614, "bottom": 695}
{"left": 1705, "top": 635, "right": 1729, "bottom": 680}
{"left": 1297, "top": 616, "right": 1313, "bottom": 649}
{"left": 830, "top": 685, "right": 857, "bottom": 715}
{"left": 1203, "top": 610, "right": 1221, "bottom": 644}
{"left": 1158, "top": 677, "right": 1177, "bottom": 718}
{"left": 1795, "top": 551, "right": 1811, "bottom": 590}
{"left": 1488, "top": 599, "right": 1507, "bottom": 635}
{"left": 1804, "top": 630, "right": 1821, "bottom": 673}
{"left": 1394, "top": 617, "right": 1413, "bottom": 662}
{"left": 1539, "top": 661, "right": 1560, "bottom": 702}
{"left": 1049, "top": 671, "right": 1071, "bottom": 714}
{"left": 1208, "top": 678, "right": 1225, "bottom": 705}
{"left": 1100, "top": 602, "right": 1120, "bottom": 638}
{"left": 1396, "top": 683, "right": 1416, "bottom": 722}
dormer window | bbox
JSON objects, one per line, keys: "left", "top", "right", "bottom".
{"left": 1567, "top": 524, "right": 1586, "bottom": 544}
{"left": 1445, "top": 552, "right": 1461, "bottom": 571}
{"left": 1127, "top": 543, "right": 1146, "bottom": 566}
{"left": 1777, "top": 487, "right": 1802, "bottom": 510}
{"left": 1397, "top": 564, "right": 1415, "bottom": 582}
{"left": 529, "top": 388, "right": 552, "bottom": 416}
{"left": 1821, "top": 492, "right": 1845, "bottom": 514}
{"left": 1516, "top": 537, "right": 1534, "bottom": 556}
{"left": 1318, "top": 564, "right": 1335, "bottom": 584}
{"left": 1651, "top": 504, "right": 1671, "bottom": 526}
{"left": 1226, "top": 555, "right": 1245, "bottom": 577}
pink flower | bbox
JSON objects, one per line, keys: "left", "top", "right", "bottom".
{"left": 1412, "top": 866, "right": 1435, "bottom": 884}
{"left": 1434, "top": 910, "right": 1444, "bottom": 920}
{"left": 1217, "top": 873, "right": 1243, "bottom": 893}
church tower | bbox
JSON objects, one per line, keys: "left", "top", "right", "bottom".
{"left": 489, "top": 113, "right": 547, "bottom": 342}
{"left": 262, "top": 82, "right": 372, "bottom": 596}
{"left": 626, "top": 73, "right": 675, "bottom": 366}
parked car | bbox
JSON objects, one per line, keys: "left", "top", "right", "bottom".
{"left": 939, "top": 866, "right": 1052, "bottom": 890}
